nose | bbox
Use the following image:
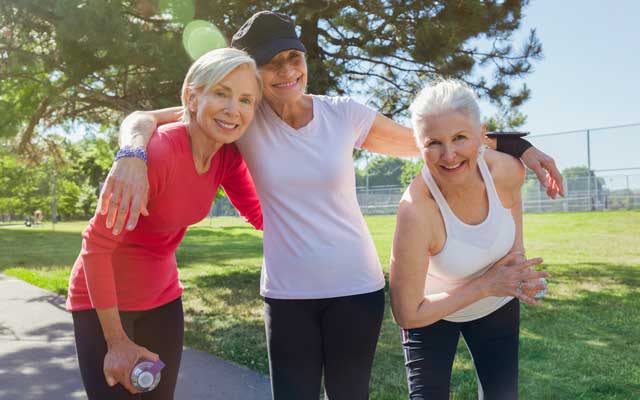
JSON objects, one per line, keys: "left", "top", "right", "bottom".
{"left": 442, "top": 144, "right": 456, "bottom": 163}
{"left": 276, "top": 62, "right": 295, "bottom": 78}
{"left": 224, "top": 98, "right": 240, "bottom": 116}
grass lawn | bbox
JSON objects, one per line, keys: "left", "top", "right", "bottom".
{"left": 2, "top": 211, "right": 639, "bottom": 399}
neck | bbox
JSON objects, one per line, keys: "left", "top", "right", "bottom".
{"left": 265, "top": 94, "right": 313, "bottom": 129}
{"left": 435, "top": 166, "right": 484, "bottom": 202}
{"left": 187, "top": 121, "right": 223, "bottom": 173}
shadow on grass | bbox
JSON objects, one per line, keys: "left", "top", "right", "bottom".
{"left": 174, "top": 226, "right": 263, "bottom": 268}
{"left": 516, "top": 261, "right": 640, "bottom": 399}
{"left": 0, "top": 225, "right": 263, "bottom": 272}
{"left": 375, "top": 262, "right": 640, "bottom": 400}
{"left": 185, "top": 317, "right": 269, "bottom": 375}
{"left": 187, "top": 268, "right": 262, "bottom": 306}
{"left": 0, "top": 229, "right": 81, "bottom": 270}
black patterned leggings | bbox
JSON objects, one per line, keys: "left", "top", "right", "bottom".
{"left": 264, "top": 289, "right": 385, "bottom": 400}
{"left": 72, "top": 297, "right": 184, "bottom": 400}
{"left": 401, "top": 299, "right": 520, "bottom": 400}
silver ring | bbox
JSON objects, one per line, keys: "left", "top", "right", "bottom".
{"left": 516, "top": 281, "right": 524, "bottom": 296}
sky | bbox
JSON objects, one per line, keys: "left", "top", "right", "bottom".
{"left": 478, "top": 0, "right": 639, "bottom": 175}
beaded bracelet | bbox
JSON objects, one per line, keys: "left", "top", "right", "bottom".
{"left": 115, "top": 147, "right": 147, "bottom": 163}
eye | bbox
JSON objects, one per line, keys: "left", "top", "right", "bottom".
{"left": 453, "top": 134, "right": 467, "bottom": 141}
{"left": 426, "top": 140, "right": 441, "bottom": 148}
{"left": 240, "top": 98, "right": 253, "bottom": 105}
{"left": 215, "top": 91, "right": 227, "bottom": 98}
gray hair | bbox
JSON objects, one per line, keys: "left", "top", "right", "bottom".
{"left": 181, "top": 47, "right": 262, "bottom": 123}
{"left": 409, "top": 79, "right": 481, "bottom": 144}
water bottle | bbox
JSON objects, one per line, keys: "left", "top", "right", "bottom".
{"left": 130, "top": 359, "right": 165, "bottom": 392}
{"left": 534, "top": 278, "right": 548, "bottom": 299}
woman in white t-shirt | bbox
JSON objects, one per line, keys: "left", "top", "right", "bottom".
{"left": 100, "top": 11, "right": 563, "bottom": 400}
{"left": 389, "top": 80, "right": 549, "bottom": 399}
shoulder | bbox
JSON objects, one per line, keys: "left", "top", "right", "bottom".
{"left": 147, "top": 123, "right": 186, "bottom": 178}
{"left": 313, "top": 95, "right": 369, "bottom": 114}
{"left": 396, "top": 175, "right": 440, "bottom": 245}
{"left": 484, "top": 147, "right": 525, "bottom": 192}
{"left": 149, "top": 122, "right": 187, "bottom": 157}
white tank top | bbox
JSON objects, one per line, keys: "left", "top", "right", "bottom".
{"left": 422, "top": 147, "right": 515, "bottom": 322}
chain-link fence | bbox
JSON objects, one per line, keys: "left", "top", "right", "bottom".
{"left": 352, "top": 172, "right": 640, "bottom": 216}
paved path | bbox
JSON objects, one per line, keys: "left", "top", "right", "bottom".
{"left": 0, "top": 274, "right": 271, "bottom": 399}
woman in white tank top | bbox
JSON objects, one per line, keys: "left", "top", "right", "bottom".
{"left": 389, "top": 80, "right": 549, "bottom": 399}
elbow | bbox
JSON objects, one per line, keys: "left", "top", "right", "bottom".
{"left": 390, "top": 301, "right": 421, "bottom": 329}
{"left": 393, "top": 312, "right": 424, "bottom": 330}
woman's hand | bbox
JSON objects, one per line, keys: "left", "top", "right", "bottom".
{"left": 103, "top": 336, "right": 159, "bottom": 394}
{"left": 480, "top": 253, "right": 549, "bottom": 305}
{"left": 98, "top": 157, "right": 149, "bottom": 235}
{"left": 503, "top": 252, "right": 548, "bottom": 299}
{"left": 521, "top": 146, "right": 564, "bottom": 199}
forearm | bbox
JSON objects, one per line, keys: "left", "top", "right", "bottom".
{"left": 396, "top": 279, "right": 488, "bottom": 329}
{"left": 362, "top": 114, "right": 420, "bottom": 157}
{"left": 510, "top": 192, "right": 525, "bottom": 254}
{"left": 119, "top": 107, "right": 182, "bottom": 149}
{"left": 96, "top": 306, "right": 128, "bottom": 346}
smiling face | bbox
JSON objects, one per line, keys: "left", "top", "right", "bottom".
{"left": 187, "top": 64, "right": 260, "bottom": 144}
{"left": 258, "top": 49, "right": 307, "bottom": 105}
{"left": 418, "top": 110, "right": 484, "bottom": 187}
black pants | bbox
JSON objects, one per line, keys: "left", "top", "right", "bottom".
{"left": 401, "top": 299, "right": 520, "bottom": 400}
{"left": 264, "top": 289, "right": 385, "bottom": 400}
{"left": 72, "top": 297, "right": 184, "bottom": 400}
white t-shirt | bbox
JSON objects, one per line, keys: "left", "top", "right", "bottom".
{"left": 236, "top": 95, "right": 385, "bottom": 299}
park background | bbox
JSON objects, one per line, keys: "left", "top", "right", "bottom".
{"left": 1, "top": 0, "right": 639, "bottom": 399}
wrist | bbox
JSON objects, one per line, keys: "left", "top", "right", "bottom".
{"left": 470, "top": 276, "right": 491, "bottom": 298}
{"left": 105, "top": 331, "right": 129, "bottom": 348}
{"left": 115, "top": 146, "right": 147, "bottom": 163}
{"left": 497, "top": 137, "right": 533, "bottom": 159}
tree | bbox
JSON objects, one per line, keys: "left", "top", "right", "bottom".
{"left": 365, "top": 156, "right": 408, "bottom": 187}
{"left": 2, "top": 0, "right": 542, "bottom": 149}
{"left": 484, "top": 106, "right": 527, "bottom": 132}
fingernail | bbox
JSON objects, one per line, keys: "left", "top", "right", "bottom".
{"left": 126, "top": 223, "right": 134, "bottom": 230}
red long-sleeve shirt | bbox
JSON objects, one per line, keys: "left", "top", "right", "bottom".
{"left": 66, "top": 122, "right": 262, "bottom": 312}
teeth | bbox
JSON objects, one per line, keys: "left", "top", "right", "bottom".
{"left": 274, "top": 80, "right": 297, "bottom": 88}
{"left": 442, "top": 162, "right": 462, "bottom": 170}
{"left": 215, "top": 119, "right": 236, "bottom": 129}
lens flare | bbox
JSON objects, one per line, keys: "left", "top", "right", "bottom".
{"left": 182, "top": 20, "right": 227, "bottom": 60}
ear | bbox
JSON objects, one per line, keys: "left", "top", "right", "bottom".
{"left": 481, "top": 123, "right": 488, "bottom": 137}
{"left": 186, "top": 88, "right": 198, "bottom": 113}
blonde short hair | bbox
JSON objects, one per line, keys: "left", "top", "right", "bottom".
{"left": 181, "top": 47, "right": 262, "bottom": 123}
{"left": 409, "top": 79, "right": 481, "bottom": 144}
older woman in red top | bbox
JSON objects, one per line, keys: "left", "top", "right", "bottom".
{"left": 65, "top": 48, "right": 263, "bottom": 400}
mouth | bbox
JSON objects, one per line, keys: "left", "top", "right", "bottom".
{"left": 214, "top": 119, "right": 239, "bottom": 131}
{"left": 439, "top": 160, "right": 466, "bottom": 173}
{"left": 272, "top": 76, "right": 301, "bottom": 89}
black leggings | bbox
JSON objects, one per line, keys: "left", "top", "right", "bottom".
{"left": 264, "top": 289, "right": 385, "bottom": 400}
{"left": 72, "top": 297, "right": 184, "bottom": 400}
{"left": 401, "top": 299, "right": 520, "bottom": 400}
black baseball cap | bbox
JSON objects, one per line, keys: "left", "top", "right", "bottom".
{"left": 231, "top": 11, "right": 306, "bottom": 66}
